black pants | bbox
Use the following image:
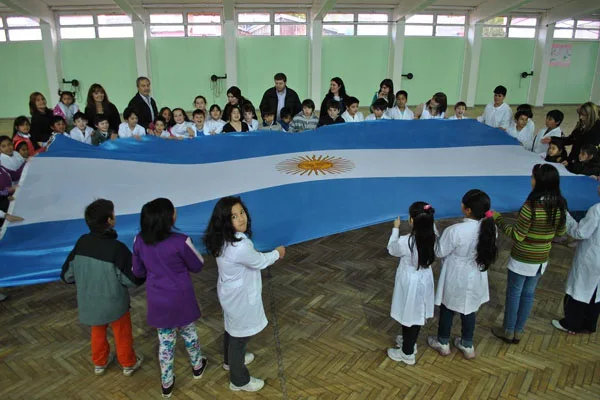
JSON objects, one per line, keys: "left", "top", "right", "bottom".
{"left": 401, "top": 324, "right": 421, "bottom": 355}
{"left": 560, "top": 289, "right": 600, "bottom": 333}
{"left": 223, "top": 331, "right": 250, "bottom": 386}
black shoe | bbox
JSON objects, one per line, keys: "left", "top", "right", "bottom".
{"left": 162, "top": 376, "right": 175, "bottom": 398}
{"left": 193, "top": 358, "right": 208, "bottom": 380}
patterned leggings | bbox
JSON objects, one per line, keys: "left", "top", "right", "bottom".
{"left": 157, "top": 322, "right": 203, "bottom": 387}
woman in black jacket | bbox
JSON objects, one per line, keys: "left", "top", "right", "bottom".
{"left": 29, "top": 92, "right": 54, "bottom": 147}
{"left": 222, "top": 86, "right": 255, "bottom": 122}
{"left": 84, "top": 83, "right": 122, "bottom": 133}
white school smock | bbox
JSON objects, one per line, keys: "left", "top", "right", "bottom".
{"left": 525, "top": 127, "right": 562, "bottom": 154}
{"left": 388, "top": 228, "right": 435, "bottom": 326}
{"left": 420, "top": 104, "right": 445, "bottom": 120}
{"left": 118, "top": 123, "right": 146, "bottom": 139}
{"left": 341, "top": 110, "right": 365, "bottom": 123}
{"left": 477, "top": 102, "right": 512, "bottom": 129}
{"left": 506, "top": 120, "right": 535, "bottom": 146}
{"left": 69, "top": 126, "right": 94, "bottom": 144}
{"left": 565, "top": 206, "right": 600, "bottom": 303}
{"left": 0, "top": 152, "right": 24, "bottom": 171}
{"left": 204, "top": 119, "right": 225, "bottom": 135}
{"left": 216, "top": 232, "right": 279, "bottom": 337}
{"left": 435, "top": 219, "right": 490, "bottom": 315}
{"left": 388, "top": 107, "right": 414, "bottom": 120}
{"left": 246, "top": 119, "right": 259, "bottom": 131}
{"left": 365, "top": 113, "right": 391, "bottom": 121}
{"left": 448, "top": 115, "right": 469, "bottom": 120}
{"left": 171, "top": 121, "right": 196, "bottom": 139}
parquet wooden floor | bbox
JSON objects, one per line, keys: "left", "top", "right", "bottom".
{"left": 1, "top": 216, "right": 599, "bottom": 399}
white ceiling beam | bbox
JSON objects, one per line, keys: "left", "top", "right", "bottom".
{"left": 469, "top": 0, "right": 532, "bottom": 24}
{"left": 0, "top": 0, "right": 54, "bottom": 24}
{"left": 223, "top": 0, "right": 235, "bottom": 21}
{"left": 113, "top": 0, "right": 147, "bottom": 23}
{"left": 393, "top": 0, "right": 437, "bottom": 21}
{"left": 312, "top": 0, "right": 337, "bottom": 21}
{"left": 545, "top": 0, "right": 600, "bottom": 25}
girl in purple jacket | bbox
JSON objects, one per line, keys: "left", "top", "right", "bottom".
{"left": 132, "top": 198, "right": 207, "bottom": 399}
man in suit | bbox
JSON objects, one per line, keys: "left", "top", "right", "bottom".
{"left": 259, "top": 73, "right": 302, "bottom": 120}
{"left": 127, "top": 77, "right": 158, "bottom": 129}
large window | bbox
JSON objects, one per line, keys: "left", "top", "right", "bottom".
{"left": 149, "top": 12, "right": 222, "bottom": 37}
{"left": 237, "top": 12, "right": 307, "bottom": 36}
{"left": 482, "top": 16, "right": 537, "bottom": 38}
{"left": 323, "top": 13, "right": 389, "bottom": 36}
{"left": 554, "top": 19, "right": 600, "bottom": 40}
{"left": 405, "top": 14, "right": 465, "bottom": 37}
{"left": 1, "top": 16, "right": 42, "bottom": 41}
{"left": 58, "top": 13, "right": 133, "bottom": 39}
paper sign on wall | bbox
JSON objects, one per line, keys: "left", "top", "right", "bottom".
{"left": 549, "top": 43, "right": 572, "bottom": 67}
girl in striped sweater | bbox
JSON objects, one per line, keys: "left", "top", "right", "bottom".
{"left": 492, "top": 164, "right": 567, "bottom": 344}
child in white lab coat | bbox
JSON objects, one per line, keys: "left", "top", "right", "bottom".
{"left": 203, "top": 196, "right": 285, "bottom": 393}
{"left": 428, "top": 189, "right": 498, "bottom": 359}
{"left": 386, "top": 202, "right": 437, "bottom": 366}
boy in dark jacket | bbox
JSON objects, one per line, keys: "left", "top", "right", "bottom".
{"left": 317, "top": 100, "right": 345, "bottom": 128}
{"left": 567, "top": 144, "right": 600, "bottom": 177}
{"left": 61, "top": 199, "right": 145, "bottom": 376}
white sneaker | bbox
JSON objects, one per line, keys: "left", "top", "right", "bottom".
{"left": 230, "top": 376, "right": 264, "bottom": 392}
{"left": 123, "top": 355, "right": 144, "bottom": 376}
{"left": 454, "top": 338, "right": 476, "bottom": 360}
{"left": 223, "top": 352, "right": 254, "bottom": 371}
{"left": 395, "top": 335, "right": 417, "bottom": 354}
{"left": 387, "top": 348, "right": 416, "bottom": 365}
{"left": 427, "top": 336, "right": 450, "bottom": 356}
{"left": 551, "top": 319, "right": 571, "bottom": 333}
{"left": 94, "top": 353, "right": 115, "bottom": 375}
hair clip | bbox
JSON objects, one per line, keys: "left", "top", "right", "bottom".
{"left": 485, "top": 210, "right": 494, "bottom": 218}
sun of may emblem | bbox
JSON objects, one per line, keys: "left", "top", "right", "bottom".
{"left": 276, "top": 155, "right": 355, "bottom": 176}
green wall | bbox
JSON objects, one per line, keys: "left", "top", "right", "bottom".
{"left": 402, "top": 37, "right": 464, "bottom": 106}
{"left": 322, "top": 37, "right": 390, "bottom": 108}
{"left": 61, "top": 39, "right": 137, "bottom": 113}
{"left": 545, "top": 40, "right": 599, "bottom": 104}
{"left": 476, "top": 38, "right": 535, "bottom": 105}
{"left": 237, "top": 37, "right": 309, "bottom": 108}
{"left": 0, "top": 42, "right": 49, "bottom": 118}
{"left": 149, "top": 37, "right": 225, "bottom": 110}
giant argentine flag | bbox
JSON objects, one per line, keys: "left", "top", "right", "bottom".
{"left": 1, "top": 120, "right": 597, "bottom": 287}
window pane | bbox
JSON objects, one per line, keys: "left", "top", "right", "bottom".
{"left": 274, "top": 24, "right": 306, "bottom": 36}
{"left": 0, "top": 31, "right": 5, "bottom": 42}
{"left": 405, "top": 25, "right": 433, "bottom": 36}
{"left": 357, "top": 24, "right": 388, "bottom": 36}
{"left": 358, "top": 14, "right": 387, "bottom": 23}
{"left": 237, "top": 25, "right": 271, "bottom": 36}
{"left": 508, "top": 27, "right": 535, "bottom": 38}
{"left": 484, "top": 16, "right": 507, "bottom": 25}
{"left": 98, "top": 26, "right": 133, "bottom": 38}
{"left": 275, "top": 13, "right": 306, "bottom": 23}
{"left": 188, "top": 25, "right": 222, "bottom": 36}
{"left": 510, "top": 17, "right": 536, "bottom": 26}
{"left": 59, "top": 15, "right": 93, "bottom": 26}
{"left": 60, "top": 27, "right": 96, "bottom": 39}
{"left": 149, "top": 25, "right": 185, "bottom": 37}
{"left": 0, "top": 19, "right": 3, "bottom": 28}
{"left": 323, "top": 24, "right": 353, "bottom": 36}
{"left": 324, "top": 13, "right": 353, "bottom": 22}
{"left": 150, "top": 14, "right": 183, "bottom": 24}
{"left": 98, "top": 14, "right": 131, "bottom": 25}
{"left": 406, "top": 14, "right": 433, "bottom": 24}
{"left": 437, "top": 15, "right": 465, "bottom": 25}
{"left": 188, "top": 13, "right": 221, "bottom": 24}
{"left": 556, "top": 20, "right": 574, "bottom": 29}
{"left": 575, "top": 29, "right": 600, "bottom": 39}
{"left": 8, "top": 28, "right": 42, "bottom": 41}
{"left": 577, "top": 20, "right": 600, "bottom": 29}
{"left": 7, "top": 17, "right": 39, "bottom": 27}
{"left": 482, "top": 26, "right": 506, "bottom": 37}
{"left": 436, "top": 25, "right": 465, "bottom": 37}
{"left": 553, "top": 29, "right": 573, "bottom": 39}
{"left": 238, "top": 13, "right": 269, "bottom": 23}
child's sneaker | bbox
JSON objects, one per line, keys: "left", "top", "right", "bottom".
{"left": 192, "top": 358, "right": 208, "bottom": 379}
{"left": 387, "top": 347, "right": 416, "bottom": 365}
{"left": 230, "top": 376, "right": 264, "bottom": 392}
{"left": 162, "top": 376, "right": 175, "bottom": 398}
{"left": 123, "top": 354, "right": 144, "bottom": 376}
{"left": 94, "top": 353, "right": 115, "bottom": 375}
{"left": 395, "top": 335, "right": 417, "bottom": 354}
{"left": 427, "top": 336, "right": 451, "bottom": 356}
{"left": 454, "top": 337, "right": 476, "bottom": 359}
{"left": 223, "top": 352, "right": 254, "bottom": 370}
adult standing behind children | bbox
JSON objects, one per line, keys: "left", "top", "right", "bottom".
{"left": 259, "top": 73, "right": 302, "bottom": 120}
{"left": 223, "top": 87, "right": 255, "bottom": 123}
{"left": 84, "top": 83, "right": 122, "bottom": 133}
{"left": 29, "top": 92, "right": 54, "bottom": 147}
{"left": 477, "top": 85, "right": 512, "bottom": 130}
{"left": 127, "top": 77, "right": 159, "bottom": 130}
{"left": 319, "top": 77, "right": 349, "bottom": 126}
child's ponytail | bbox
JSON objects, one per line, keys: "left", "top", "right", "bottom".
{"left": 462, "top": 189, "right": 498, "bottom": 271}
{"left": 408, "top": 201, "right": 436, "bottom": 269}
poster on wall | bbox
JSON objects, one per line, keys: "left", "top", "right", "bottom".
{"left": 549, "top": 43, "right": 572, "bottom": 67}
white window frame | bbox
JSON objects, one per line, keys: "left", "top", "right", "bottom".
{"left": 149, "top": 10, "right": 223, "bottom": 38}
{"left": 236, "top": 10, "right": 309, "bottom": 37}
{"left": 482, "top": 15, "right": 538, "bottom": 38}
{"left": 1, "top": 15, "right": 42, "bottom": 42}
{"left": 0, "top": 16, "right": 6, "bottom": 42}
{"left": 56, "top": 11, "right": 134, "bottom": 40}
{"left": 404, "top": 13, "right": 467, "bottom": 37}
{"left": 553, "top": 18, "right": 600, "bottom": 40}
{"left": 322, "top": 11, "right": 391, "bottom": 37}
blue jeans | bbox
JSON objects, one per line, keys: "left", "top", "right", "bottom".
{"left": 437, "top": 304, "right": 477, "bottom": 347}
{"left": 503, "top": 269, "right": 542, "bottom": 333}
